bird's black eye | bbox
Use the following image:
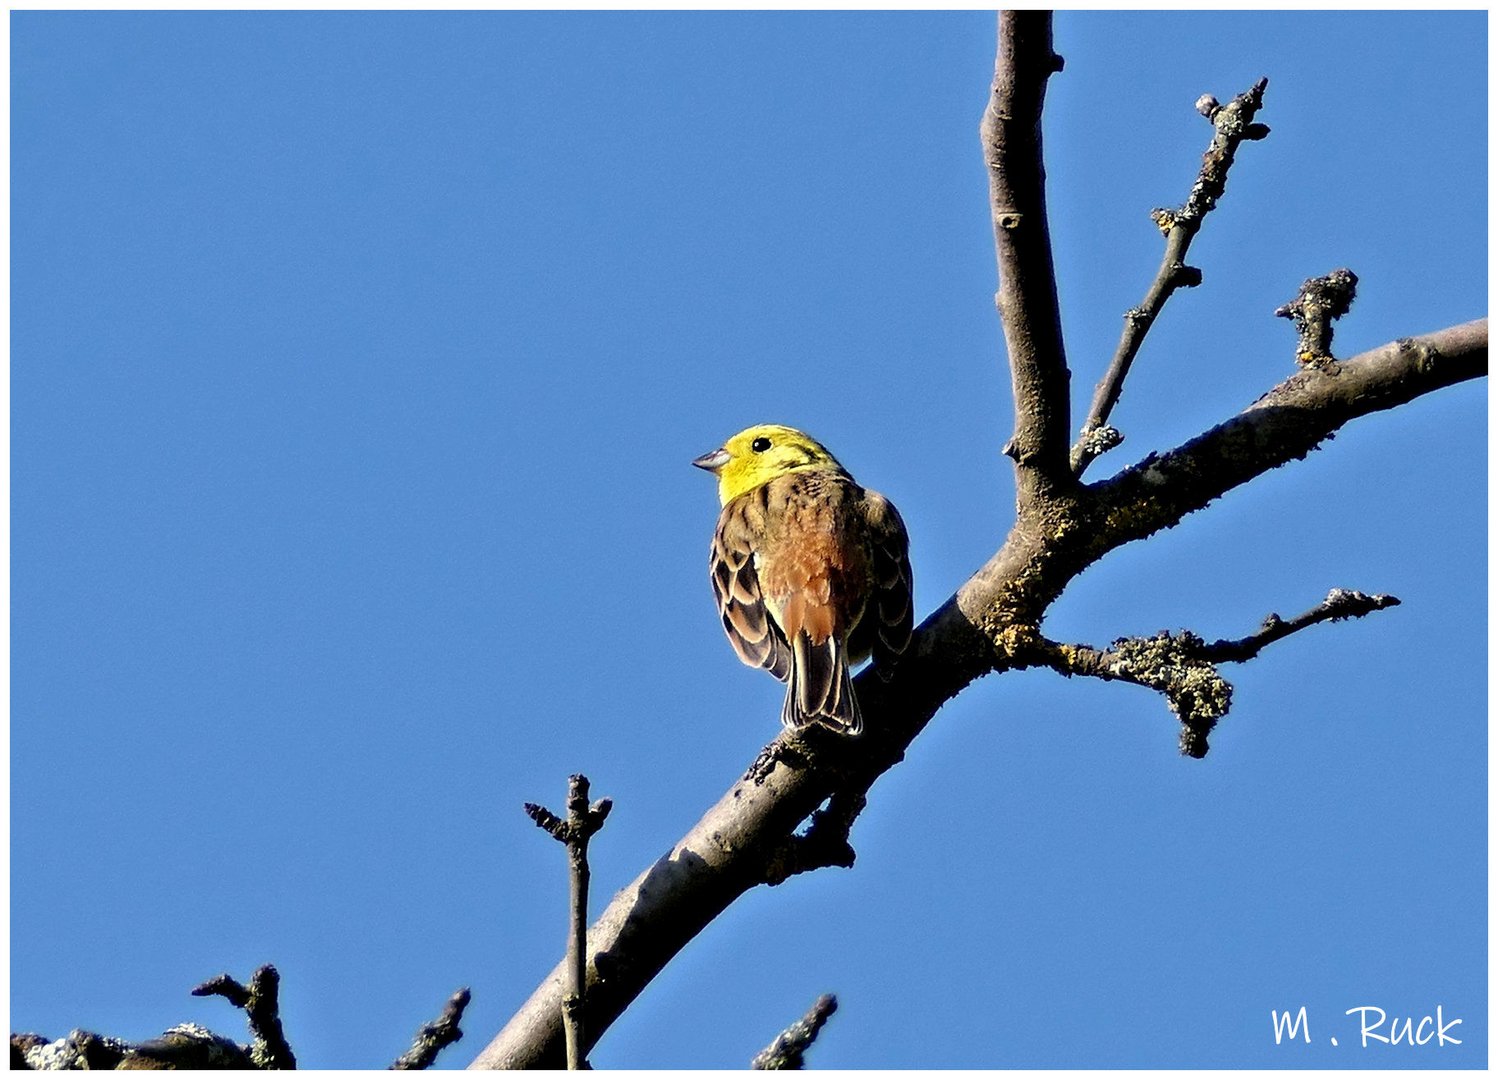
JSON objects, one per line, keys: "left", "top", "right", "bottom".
{"left": 751, "top": 436, "right": 772, "bottom": 453}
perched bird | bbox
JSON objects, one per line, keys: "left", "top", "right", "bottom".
{"left": 693, "top": 424, "right": 914, "bottom": 734}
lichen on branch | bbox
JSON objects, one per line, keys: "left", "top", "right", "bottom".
{"left": 1276, "top": 268, "right": 1359, "bottom": 367}
{"left": 1026, "top": 589, "right": 1404, "bottom": 757}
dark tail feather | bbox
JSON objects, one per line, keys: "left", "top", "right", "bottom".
{"left": 782, "top": 635, "right": 863, "bottom": 735}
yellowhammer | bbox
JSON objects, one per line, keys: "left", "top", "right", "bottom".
{"left": 693, "top": 424, "right": 914, "bottom": 734}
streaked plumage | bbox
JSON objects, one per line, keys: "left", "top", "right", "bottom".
{"left": 693, "top": 424, "right": 913, "bottom": 734}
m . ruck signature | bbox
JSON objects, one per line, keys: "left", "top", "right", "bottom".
{"left": 1271, "top": 1005, "right": 1463, "bottom": 1049}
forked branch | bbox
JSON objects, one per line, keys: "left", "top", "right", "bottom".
{"left": 525, "top": 775, "right": 612, "bottom": 1070}
{"left": 17, "top": 965, "right": 477, "bottom": 1070}
{"left": 1276, "top": 268, "right": 1359, "bottom": 366}
{"left": 191, "top": 965, "right": 296, "bottom": 1070}
{"left": 1087, "top": 319, "right": 1487, "bottom": 554}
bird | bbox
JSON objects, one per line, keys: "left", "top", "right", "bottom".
{"left": 692, "top": 424, "right": 913, "bottom": 734}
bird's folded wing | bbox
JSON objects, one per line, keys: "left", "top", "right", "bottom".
{"left": 710, "top": 501, "right": 792, "bottom": 681}
{"left": 864, "top": 490, "right": 914, "bottom": 670}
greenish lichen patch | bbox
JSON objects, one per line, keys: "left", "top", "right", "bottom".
{"left": 1105, "top": 631, "right": 1233, "bottom": 758}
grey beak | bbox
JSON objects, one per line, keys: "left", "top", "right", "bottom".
{"left": 692, "top": 448, "right": 730, "bottom": 471}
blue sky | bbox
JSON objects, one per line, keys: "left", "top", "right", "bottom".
{"left": 11, "top": 10, "right": 1485, "bottom": 1070}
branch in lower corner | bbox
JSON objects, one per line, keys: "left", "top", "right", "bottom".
{"left": 389, "top": 987, "right": 472, "bottom": 1070}
{"left": 751, "top": 994, "right": 839, "bottom": 1070}
{"left": 527, "top": 774, "right": 612, "bottom": 1070}
{"left": 191, "top": 964, "right": 297, "bottom": 1070}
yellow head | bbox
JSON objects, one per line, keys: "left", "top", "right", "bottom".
{"left": 692, "top": 424, "right": 846, "bottom": 505}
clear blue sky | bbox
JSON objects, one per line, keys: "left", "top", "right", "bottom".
{"left": 11, "top": 10, "right": 1486, "bottom": 1069}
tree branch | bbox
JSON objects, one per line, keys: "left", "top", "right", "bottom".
{"left": 390, "top": 988, "right": 472, "bottom": 1070}
{"left": 191, "top": 964, "right": 296, "bottom": 1070}
{"left": 18, "top": 972, "right": 473, "bottom": 1071}
{"left": 1200, "top": 588, "right": 1400, "bottom": 662}
{"left": 525, "top": 775, "right": 612, "bottom": 1070}
{"left": 1072, "top": 77, "right": 1270, "bottom": 475}
{"left": 13, "top": 1024, "right": 258, "bottom": 1071}
{"left": 983, "top": 11, "right": 1072, "bottom": 496}
{"left": 122, "top": 1025, "right": 257, "bottom": 1070}
{"left": 763, "top": 791, "right": 864, "bottom": 885}
{"left": 751, "top": 994, "right": 838, "bottom": 1070}
{"left": 14, "top": 1030, "right": 134, "bottom": 1070}
{"left": 1275, "top": 267, "right": 1359, "bottom": 367}
{"left": 1026, "top": 588, "right": 1402, "bottom": 756}
{"left": 1085, "top": 319, "right": 1487, "bottom": 555}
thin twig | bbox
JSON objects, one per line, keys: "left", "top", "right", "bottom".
{"left": 1072, "top": 77, "right": 1270, "bottom": 476}
{"left": 751, "top": 994, "right": 839, "bottom": 1070}
{"left": 526, "top": 774, "right": 612, "bottom": 1070}
{"left": 1024, "top": 588, "right": 1401, "bottom": 757}
{"left": 1199, "top": 588, "right": 1399, "bottom": 661}
{"left": 390, "top": 987, "right": 472, "bottom": 1070}
{"left": 191, "top": 964, "right": 296, "bottom": 1070}
{"left": 982, "top": 10, "right": 1072, "bottom": 495}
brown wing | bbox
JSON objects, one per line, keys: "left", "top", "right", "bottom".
{"left": 709, "top": 493, "right": 791, "bottom": 682}
{"left": 861, "top": 488, "right": 913, "bottom": 677}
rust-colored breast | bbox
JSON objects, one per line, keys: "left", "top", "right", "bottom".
{"left": 757, "top": 471, "right": 872, "bottom": 646}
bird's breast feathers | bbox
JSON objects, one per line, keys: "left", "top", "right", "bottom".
{"left": 749, "top": 472, "right": 873, "bottom": 643}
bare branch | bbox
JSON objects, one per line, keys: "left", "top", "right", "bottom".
{"left": 751, "top": 994, "right": 839, "bottom": 1070}
{"left": 14, "top": 1024, "right": 257, "bottom": 1071}
{"left": 523, "top": 800, "right": 568, "bottom": 840}
{"left": 1275, "top": 268, "right": 1359, "bottom": 367}
{"left": 390, "top": 988, "right": 472, "bottom": 1070}
{"left": 19, "top": 973, "right": 474, "bottom": 1071}
{"left": 19, "top": 967, "right": 299, "bottom": 1070}
{"left": 1199, "top": 588, "right": 1400, "bottom": 662}
{"left": 1086, "top": 319, "right": 1487, "bottom": 555}
{"left": 191, "top": 964, "right": 296, "bottom": 1070}
{"left": 983, "top": 11, "right": 1072, "bottom": 495}
{"left": 1073, "top": 77, "right": 1270, "bottom": 476}
{"left": 526, "top": 775, "right": 611, "bottom": 1070}
{"left": 1026, "top": 588, "right": 1400, "bottom": 756}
